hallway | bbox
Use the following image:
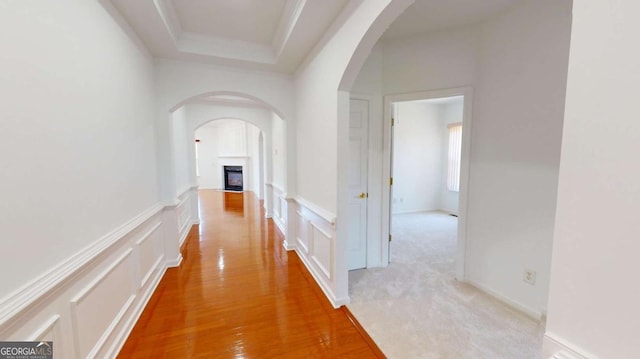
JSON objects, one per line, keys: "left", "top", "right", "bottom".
{"left": 118, "top": 190, "right": 383, "bottom": 358}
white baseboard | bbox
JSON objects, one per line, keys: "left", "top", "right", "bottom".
{"left": 273, "top": 216, "right": 286, "bottom": 236}
{"left": 282, "top": 239, "right": 295, "bottom": 251}
{"left": 166, "top": 254, "right": 183, "bottom": 268}
{"left": 465, "top": 279, "right": 542, "bottom": 320}
{"left": 543, "top": 333, "right": 594, "bottom": 359}
{"left": 178, "top": 220, "right": 198, "bottom": 248}
{"left": 294, "top": 248, "right": 349, "bottom": 308}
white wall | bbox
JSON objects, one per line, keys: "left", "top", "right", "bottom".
{"left": 172, "top": 106, "right": 192, "bottom": 195}
{"left": 0, "top": 0, "right": 158, "bottom": 301}
{"left": 270, "top": 112, "right": 286, "bottom": 190}
{"left": 377, "top": 0, "right": 571, "bottom": 317}
{"left": 247, "top": 125, "right": 262, "bottom": 196}
{"left": 0, "top": 1, "right": 196, "bottom": 357}
{"left": 382, "top": 26, "right": 479, "bottom": 94}
{"left": 544, "top": 1, "right": 640, "bottom": 358}
{"left": 465, "top": 0, "right": 571, "bottom": 316}
{"left": 440, "top": 100, "right": 463, "bottom": 214}
{"left": 392, "top": 102, "right": 443, "bottom": 213}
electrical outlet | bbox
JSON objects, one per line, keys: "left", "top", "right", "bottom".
{"left": 523, "top": 269, "right": 536, "bottom": 285}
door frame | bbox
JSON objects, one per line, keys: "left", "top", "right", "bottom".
{"left": 382, "top": 87, "right": 473, "bottom": 281}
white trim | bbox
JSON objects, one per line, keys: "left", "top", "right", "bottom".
{"left": 282, "top": 239, "right": 295, "bottom": 251}
{"left": 273, "top": 216, "right": 286, "bottom": 237}
{"left": 293, "top": 248, "right": 349, "bottom": 308}
{"left": 294, "top": 196, "right": 336, "bottom": 225}
{"left": 392, "top": 209, "right": 443, "bottom": 215}
{"left": 543, "top": 333, "right": 594, "bottom": 359}
{"left": 309, "top": 222, "right": 333, "bottom": 280}
{"left": 69, "top": 249, "right": 135, "bottom": 359}
{"left": 0, "top": 203, "right": 164, "bottom": 330}
{"left": 70, "top": 249, "right": 133, "bottom": 304}
{"left": 176, "top": 184, "right": 198, "bottom": 199}
{"left": 139, "top": 256, "right": 164, "bottom": 290}
{"left": 466, "top": 278, "right": 542, "bottom": 320}
{"left": 272, "top": 0, "right": 307, "bottom": 58}
{"left": 162, "top": 199, "right": 181, "bottom": 208}
{"left": 178, "top": 220, "right": 196, "bottom": 248}
{"left": 197, "top": 186, "right": 220, "bottom": 190}
{"left": 27, "top": 314, "right": 60, "bottom": 341}
{"left": 135, "top": 222, "right": 162, "bottom": 247}
{"left": 166, "top": 254, "right": 183, "bottom": 268}
{"left": 383, "top": 87, "right": 473, "bottom": 281}
{"left": 267, "top": 182, "right": 285, "bottom": 194}
{"left": 106, "top": 257, "right": 167, "bottom": 358}
{"left": 176, "top": 186, "right": 191, "bottom": 199}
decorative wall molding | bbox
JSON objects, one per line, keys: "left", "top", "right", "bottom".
{"left": 177, "top": 195, "right": 191, "bottom": 247}
{"left": 0, "top": 193, "right": 198, "bottom": 358}
{"left": 0, "top": 203, "right": 164, "bottom": 333}
{"left": 290, "top": 199, "right": 348, "bottom": 308}
{"left": 294, "top": 196, "right": 336, "bottom": 225}
{"left": 70, "top": 248, "right": 136, "bottom": 358}
{"left": 309, "top": 223, "right": 332, "bottom": 280}
{"left": 295, "top": 210, "right": 309, "bottom": 254}
{"left": 27, "top": 314, "right": 60, "bottom": 341}
{"left": 266, "top": 182, "right": 285, "bottom": 194}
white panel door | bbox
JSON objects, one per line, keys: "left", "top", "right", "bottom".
{"left": 348, "top": 99, "right": 369, "bottom": 270}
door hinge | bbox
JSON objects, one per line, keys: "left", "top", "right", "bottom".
{"left": 391, "top": 117, "right": 395, "bottom": 126}
{"left": 389, "top": 234, "right": 392, "bottom": 242}
{"left": 389, "top": 177, "right": 393, "bottom": 186}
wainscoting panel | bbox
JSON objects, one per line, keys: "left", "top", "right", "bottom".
{"left": 176, "top": 190, "right": 194, "bottom": 247}
{"left": 136, "top": 222, "right": 162, "bottom": 290}
{"left": 0, "top": 199, "right": 197, "bottom": 358}
{"left": 270, "top": 184, "right": 287, "bottom": 236}
{"left": 28, "top": 314, "right": 59, "bottom": 341}
{"left": 292, "top": 197, "right": 342, "bottom": 307}
{"left": 310, "top": 223, "right": 332, "bottom": 280}
{"left": 296, "top": 211, "right": 309, "bottom": 254}
{"left": 177, "top": 196, "right": 190, "bottom": 234}
{"left": 70, "top": 249, "right": 135, "bottom": 358}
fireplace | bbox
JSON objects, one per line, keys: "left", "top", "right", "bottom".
{"left": 223, "top": 166, "right": 243, "bottom": 191}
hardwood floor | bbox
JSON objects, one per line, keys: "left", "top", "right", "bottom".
{"left": 118, "top": 190, "right": 384, "bottom": 358}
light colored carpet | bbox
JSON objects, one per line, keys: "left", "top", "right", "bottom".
{"left": 348, "top": 211, "right": 544, "bottom": 359}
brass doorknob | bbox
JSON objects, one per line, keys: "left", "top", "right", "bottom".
{"left": 359, "top": 192, "right": 367, "bottom": 199}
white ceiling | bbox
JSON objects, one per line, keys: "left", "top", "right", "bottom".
{"left": 107, "top": 0, "right": 349, "bottom": 73}
{"left": 172, "top": 0, "right": 287, "bottom": 44}
{"left": 105, "top": 0, "right": 525, "bottom": 73}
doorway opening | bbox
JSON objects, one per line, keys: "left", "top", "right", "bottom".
{"left": 194, "top": 119, "right": 265, "bottom": 197}
{"left": 388, "top": 95, "right": 465, "bottom": 275}
{"left": 382, "top": 88, "right": 473, "bottom": 281}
